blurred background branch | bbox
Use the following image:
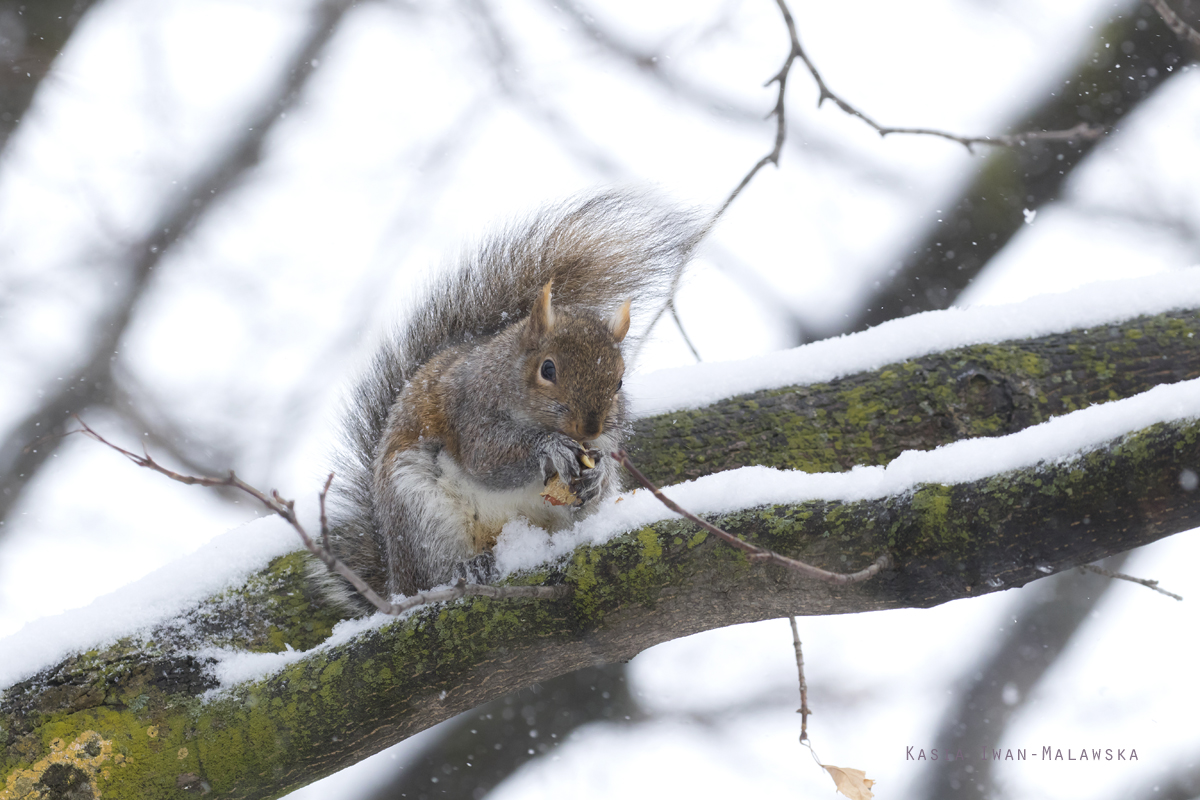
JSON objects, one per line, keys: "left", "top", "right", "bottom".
{"left": 0, "top": 0, "right": 100, "bottom": 155}
{"left": 0, "top": 0, "right": 358, "bottom": 525}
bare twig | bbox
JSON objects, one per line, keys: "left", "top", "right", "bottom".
{"left": 712, "top": 0, "right": 804, "bottom": 224}
{"left": 109, "top": 371, "right": 241, "bottom": 481}
{"left": 1146, "top": 0, "right": 1200, "bottom": 47}
{"left": 669, "top": 301, "right": 703, "bottom": 363}
{"left": 319, "top": 472, "right": 335, "bottom": 553}
{"left": 74, "top": 418, "right": 569, "bottom": 616}
{"left": 613, "top": 450, "right": 891, "bottom": 584}
{"left": 1079, "top": 563, "right": 1183, "bottom": 601}
{"left": 789, "top": 616, "right": 811, "bottom": 742}
{"left": 549, "top": 0, "right": 912, "bottom": 191}
{"left": 781, "top": 0, "right": 1106, "bottom": 152}
{"left": 713, "top": 0, "right": 1106, "bottom": 226}
{"left": 796, "top": 64, "right": 1102, "bottom": 151}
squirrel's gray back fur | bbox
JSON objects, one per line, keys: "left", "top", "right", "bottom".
{"left": 320, "top": 189, "right": 706, "bottom": 611}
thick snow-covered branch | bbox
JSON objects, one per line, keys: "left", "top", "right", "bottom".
{"left": 2, "top": 292, "right": 1198, "bottom": 799}
{"left": 629, "top": 306, "right": 1200, "bottom": 485}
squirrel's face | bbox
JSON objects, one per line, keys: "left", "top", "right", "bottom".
{"left": 521, "top": 281, "right": 629, "bottom": 443}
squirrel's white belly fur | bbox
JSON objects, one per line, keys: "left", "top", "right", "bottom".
{"left": 434, "top": 450, "right": 575, "bottom": 543}
{"left": 385, "top": 446, "right": 575, "bottom": 579}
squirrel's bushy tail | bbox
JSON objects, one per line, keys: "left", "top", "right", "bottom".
{"left": 320, "top": 189, "right": 706, "bottom": 611}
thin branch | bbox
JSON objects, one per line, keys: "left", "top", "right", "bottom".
{"left": 73, "top": 418, "right": 568, "bottom": 616}
{"left": 319, "top": 472, "right": 335, "bottom": 554}
{"left": 72, "top": 417, "right": 395, "bottom": 613}
{"left": 110, "top": 370, "right": 241, "bottom": 481}
{"left": 783, "top": 1, "right": 1106, "bottom": 152}
{"left": 711, "top": 0, "right": 802, "bottom": 224}
{"left": 1146, "top": 0, "right": 1200, "bottom": 47}
{"left": 613, "top": 450, "right": 891, "bottom": 584}
{"left": 549, "top": 0, "right": 912, "bottom": 191}
{"left": 1079, "top": 563, "right": 1183, "bottom": 601}
{"left": 789, "top": 616, "right": 811, "bottom": 742}
{"left": 669, "top": 301, "right": 703, "bottom": 363}
{"left": 713, "top": 0, "right": 1106, "bottom": 227}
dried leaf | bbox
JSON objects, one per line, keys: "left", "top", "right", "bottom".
{"left": 822, "top": 765, "right": 875, "bottom": 800}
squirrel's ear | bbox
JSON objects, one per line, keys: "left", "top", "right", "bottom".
{"left": 608, "top": 299, "right": 631, "bottom": 342}
{"left": 527, "top": 280, "right": 556, "bottom": 343}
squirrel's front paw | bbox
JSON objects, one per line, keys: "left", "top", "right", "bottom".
{"left": 571, "top": 452, "right": 605, "bottom": 507}
{"left": 453, "top": 552, "right": 497, "bottom": 585}
{"left": 540, "top": 432, "right": 583, "bottom": 485}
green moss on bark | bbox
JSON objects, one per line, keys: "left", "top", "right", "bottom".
{"left": 628, "top": 310, "right": 1199, "bottom": 485}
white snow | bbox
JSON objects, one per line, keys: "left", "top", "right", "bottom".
{"left": 3, "top": 283, "right": 1198, "bottom": 693}
{"left": 629, "top": 267, "right": 1200, "bottom": 417}
{"left": 0, "top": 516, "right": 300, "bottom": 689}
{"left": 199, "top": 612, "right": 385, "bottom": 693}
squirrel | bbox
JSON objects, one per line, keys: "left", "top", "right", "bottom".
{"left": 315, "top": 190, "right": 705, "bottom": 613}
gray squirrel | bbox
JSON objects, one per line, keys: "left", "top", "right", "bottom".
{"left": 315, "top": 190, "right": 706, "bottom": 613}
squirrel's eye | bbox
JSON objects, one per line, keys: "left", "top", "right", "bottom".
{"left": 540, "top": 359, "right": 557, "bottom": 383}
{"left": 616, "top": 379, "right": 623, "bottom": 392}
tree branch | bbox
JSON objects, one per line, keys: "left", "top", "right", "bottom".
{"left": 711, "top": 0, "right": 803, "bottom": 223}
{"left": 3, "top": 405, "right": 1196, "bottom": 798}
{"left": 1078, "top": 562, "right": 1183, "bottom": 600}
{"left": 3, "top": 310, "right": 1199, "bottom": 797}
{"left": 782, "top": 0, "right": 1103, "bottom": 152}
{"left": 0, "top": 0, "right": 102, "bottom": 156}
{"left": 1147, "top": 0, "right": 1200, "bottom": 47}
{"left": 629, "top": 308, "right": 1200, "bottom": 485}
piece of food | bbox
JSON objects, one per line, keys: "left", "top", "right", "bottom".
{"left": 541, "top": 473, "right": 578, "bottom": 506}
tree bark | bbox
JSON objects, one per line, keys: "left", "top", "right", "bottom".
{"left": 1, "top": 310, "right": 1198, "bottom": 800}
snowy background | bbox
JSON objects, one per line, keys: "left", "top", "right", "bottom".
{"left": 1, "top": 0, "right": 1198, "bottom": 797}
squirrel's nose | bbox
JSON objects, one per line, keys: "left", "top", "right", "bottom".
{"left": 582, "top": 412, "right": 602, "bottom": 440}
